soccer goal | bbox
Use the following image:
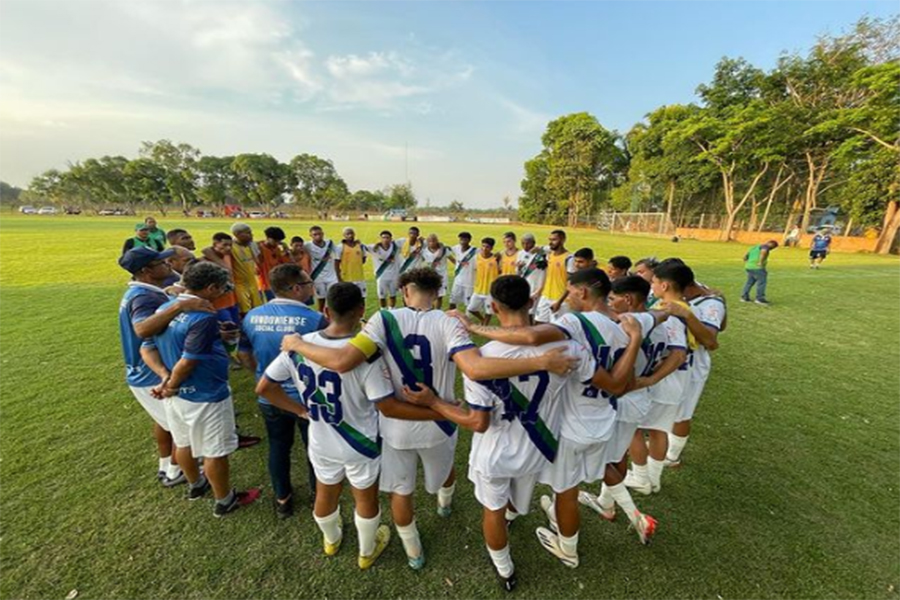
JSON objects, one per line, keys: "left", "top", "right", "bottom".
{"left": 596, "top": 212, "right": 676, "bottom": 237}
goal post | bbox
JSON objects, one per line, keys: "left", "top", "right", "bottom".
{"left": 596, "top": 212, "right": 676, "bottom": 237}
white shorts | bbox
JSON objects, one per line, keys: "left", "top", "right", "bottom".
{"left": 641, "top": 402, "right": 680, "bottom": 433}
{"left": 467, "top": 293, "right": 493, "bottom": 315}
{"left": 166, "top": 395, "right": 239, "bottom": 458}
{"left": 313, "top": 279, "right": 337, "bottom": 300}
{"left": 469, "top": 467, "right": 538, "bottom": 514}
{"left": 677, "top": 376, "right": 707, "bottom": 421}
{"left": 449, "top": 283, "right": 473, "bottom": 306}
{"left": 129, "top": 385, "right": 170, "bottom": 430}
{"left": 606, "top": 419, "right": 640, "bottom": 466}
{"left": 539, "top": 436, "right": 610, "bottom": 493}
{"left": 379, "top": 434, "right": 458, "bottom": 496}
{"left": 376, "top": 277, "right": 398, "bottom": 300}
{"left": 311, "top": 452, "right": 380, "bottom": 489}
{"left": 534, "top": 297, "right": 569, "bottom": 323}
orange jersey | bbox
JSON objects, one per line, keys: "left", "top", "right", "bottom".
{"left": 257, "top": 242, "right": 290, "bottom": 291}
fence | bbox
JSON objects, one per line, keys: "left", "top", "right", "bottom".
{"left": 595, "top": 212, "right": 676, "bottom": 237}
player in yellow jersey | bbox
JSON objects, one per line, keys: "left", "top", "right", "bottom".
{"left": 230, "top": 222, "right": 265, "bottom": 316}
{"left": 534, "top": 229, "right": 574, "bottom": 323}
{"left": 335, "top": 227, "right": 368, "bottom": 297}
{"left": 499, "top": 232, "right": 520, "bottom": 275}
{"left": 466, "top": 237, "right": 500, "bottom": 325}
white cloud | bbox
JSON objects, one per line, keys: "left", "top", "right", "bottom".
{"left": 497, "top": 96, "right": 552, "bottom": 135}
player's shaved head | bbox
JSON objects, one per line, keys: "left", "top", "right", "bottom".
{"left": 568, "top": 267, "right": 611, "bottom": 298}
{"left": 491, "top": 275, "right": 531, "bottom": 312}
{"left": 326, "top": 282, "right": 364, "bottom": 320}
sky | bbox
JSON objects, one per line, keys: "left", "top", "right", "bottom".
{"left": 0, "top": 0, "right": 896, "bottom": 208}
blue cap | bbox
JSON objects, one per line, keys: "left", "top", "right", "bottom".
{"left": 119, "top": 247, "right": 175, "bottom": 274}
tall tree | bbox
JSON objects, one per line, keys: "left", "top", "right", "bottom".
{"left": 289, "top": 153, "right": 347, "bottom": 211}
{"left": 384, "top": 183, "right": 417, "bottom": 210}
{"left": 124, "top": 158, "right": 170, "bottom": 213}
{"left": 518, "top": 152, "right": 565, "bottom": 224}
{"left": 195, "top": 155, "right": 235, "bottom": 207}
{"left": 230, "top": 154, "right": 292, "bottom": 210}
{"left": 140, "top": 140, "right": 199, "bottom": 212}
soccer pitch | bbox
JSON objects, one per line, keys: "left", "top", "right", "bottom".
{"left": 1, "top": 215, "right": 898, "bottom": 599}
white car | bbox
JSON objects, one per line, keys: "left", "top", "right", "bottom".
{"left": 37, "top": 206, "right": 58, "bottom": 215}
{"left": 19, "top": 205, "right": 37, "bottom": 214}
{"left": 248, "top": 211, "right": 268, "bottom": 219}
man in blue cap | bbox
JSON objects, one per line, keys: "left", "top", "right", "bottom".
{"left": 117, "top": 247, "right": 214, "bottom": 485}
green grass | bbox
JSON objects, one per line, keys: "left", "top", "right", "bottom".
{"left": 1, "top": 215, "right": 898, "bottom": 599}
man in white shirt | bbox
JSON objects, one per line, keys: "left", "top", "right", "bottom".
{"left": 304, "top": 225, "right": 339, "bottom": 312}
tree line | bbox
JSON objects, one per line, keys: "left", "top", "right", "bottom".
{"left": 518, "top": 16, "right": 899, "bottom": 253}
{"left": 9, "top": 141, "right": 417, "bottom": 215}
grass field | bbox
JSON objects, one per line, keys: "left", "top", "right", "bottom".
{"left": 1, "top": 215, "right": 898, "bottom": 600}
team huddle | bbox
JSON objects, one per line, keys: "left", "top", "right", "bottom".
{"left": 117, "top": 221, "right": 726, "bottom": 591}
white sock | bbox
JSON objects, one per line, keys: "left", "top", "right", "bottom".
{"left": 355, "top": 511, "right": 380, "bottom": 557}
{"left": 667, "top": 434, "right": 689, "bottom": 461}
{"left": 505, "top": 509, "right": 519, "bottom": 522}
{"left": 314, "top": 508, "right": 342, "bottom": 545}
{"left": 648, "top": 458, "right": 664, "bottom": 489}
{"left": 165, "top": 461, "right": 182, "bottom": 480}
{"left": 598, "top": 483, "right": 615, "bottom": 510}
{"left": 608, "top": 482, "right": 639, "bottom": 526}
{"left": 396, "top": 520, "right": 422, "bottom": 559}
{"left": 437, "top": 482, "right": 456, "bottom": 509}
{"left": 487, "top": 544, "right": 514, "bottom": 578}
{"left": 158, "top": 456, "right": 171, "bottom": 473}
{"left": 632, "top": 462, "right": 650, "bottom": 484}
{"left": 559, "top": 531, "right": 579, "bottom": 558}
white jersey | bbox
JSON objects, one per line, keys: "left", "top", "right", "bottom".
{"left": 396, "top": 237, "right": 424, "bottom": 274}
{"left": 466, "top": 340, "right": 594, "bottom": 477}
{"left": 305, "top": 240, "right": 338, "bottom": 283}
{"left": 518, "top": 249, "right": 546, "bottom": 295}
{"left": 451, "top": 244, "right": 478, "bottom": 288}
{"left": 688, "top": 295, "right": 726, "bottom": 383}
{"left": 366, "top": 242, "right": 401, "bottom": 281}
{"left": 264, "top": 332, "right": 393, "bottom": 462}
{"left": 553, "top": 311, "right": 656, "bottom": 444}
{"left": 641, "top": 314, "right": 689, "bottom": 405}
{"left": 421, "top": 244, "right": 451, "bottom": 283}
{"left": 357, "top": 307, "right": 476, "bottom": 449}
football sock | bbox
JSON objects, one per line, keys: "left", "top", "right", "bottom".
{"left": 598, "top": 483, "right": 615, "bottom": 510}
{"left": 487, "top": 544, "right": 514, "bottom": 578}
{"left": 648, "top": 458, "right": 664, "bottom": 489}
{"left": 437, "top": 482, "right": 456, "bottom": 509}
{"left": 314, "top": 508, "right": 342, "bottom": 545}
{"left": 608, "top": 483, "right": 639, "bottom": 526}
{"left": 505, "top": 509, "right": 519, "bottom": 522}
{"left": 632, "top": 463, "right": 650, "bottom": 484}
{"left": 355, "top": 511, "right": 380, "bottom": 557}
{"left": 559, "top": 531, "right": 579, "bottom": 558}
{"left": 667, "top": 434, "right": 688, "bottom": 461}
{"left": 159, "top": 456, "right": 171, "bottom": 473}
{"left": 396, "top": 520, "right": 423, "bottom": 559}
{"left": 165, "top": 462, "right": 183, "bottom": 480}
{"left": 190, "top": 474, "right": 208, "bottom": 490}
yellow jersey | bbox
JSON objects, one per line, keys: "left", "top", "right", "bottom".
{"left": 338, "top": 242, "right": 365, "bottom": 282}
{"left": 500, "top": 251, "right": 519, "bottom": 275}
{"left": 474, "top": 253, "right": 500, "bottom": 295}
{"left": 544, "top": 251, "right": 572, "bottom": 301}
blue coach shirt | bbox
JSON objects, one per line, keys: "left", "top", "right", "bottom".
{"left": 119, "top": 282, "right": 170, "bottom": 388}
{"left": 239, "top": 297, "right": 326, "bottom": 404}
{"left": 811, "top": 234, "right": 832, "bottom": 252}
{"left": 154, "top": 294, "right": 230, "bottom": 403}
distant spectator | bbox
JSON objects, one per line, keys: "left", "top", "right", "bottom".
{"left": 166, "top": 228, "right": 196, "bottom": 252}
{"left": 607, "top": 255, "right": 632, "bottom": 280}
{"left": 741, "top": 240, "right": 778, "bottom": 306}
{"left": 784, "top": 225, "right": 801, "bottom": 248}
{"left": 123, "top": 223, "right": 165, "bottom": 254}
{"left": 258, "top": 227, "right": 291, "bottom": 300}
{"left": 145, "top": 217, "right": 166, "bottom": 249}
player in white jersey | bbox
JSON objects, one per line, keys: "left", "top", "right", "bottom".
{"left": 258, "top": 283, "right": 444, "bottom": 568}
{"left": 657, "top": 262, "right": 726, "bottom": 467}
{"left": 455, "top": 269, "right": 661, "bottom": 565}
{"left": 305, "top": 225, "right": 339, "bottom": 311}
{"left": 623, "top": 262, "right": 693, "bottom": 494}
{"left": 448, "top": 232, "right": 477, "bottom": 310}
{"left": 395, "top": 226, "right": 425, "bottom": 277}
{"left": 281, "top": 267, "right": 578, "bottom": 571}
{"left": 518, "top": 233, "right": 546, "bottom": 318}
{"left": 403, "top": 274, "right": 594, "bottom": 590}
{"left": 366, "top": 230, "right": 402, "bottom": 308}
{"left": 420, "top": 234, "right": 451, "bottom": 308}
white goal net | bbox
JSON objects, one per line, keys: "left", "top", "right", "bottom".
{"left": 596, "top": 212, "right": 676, "bottom": 237}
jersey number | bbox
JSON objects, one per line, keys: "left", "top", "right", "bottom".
{"left": 582, "top": 347, "right": 624, "bottom": 399}
{"left": 403, "top": 334, "right": 434, "bottom": 390}
{"left": 297, "top": 365, "right": 343, "bottom": 424}
{"left": 501, "top": 372, "right": 549, "bottom": 424}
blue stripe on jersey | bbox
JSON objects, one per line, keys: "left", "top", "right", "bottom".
{"left": 119, "top": 284, "right": 169, "bottom": 388}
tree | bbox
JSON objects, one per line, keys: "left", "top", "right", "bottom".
{"left": 518, "top": 152, "right": 565, "bottom": 224}
{"left": 384, "top": 183, "right": 417, "bottom": 210}
{"left": 289, "top": 153, "right": 347, "bottom": 211}
{"left": 230, "top": 154, "right": 292, "bottom": 210}
{"left": 67, "top": 156, "right": 129, "bottom": 208}
{"left": 449, "top": 199, "right": 465, "bottom": 213}
{"left": 348, "top": 190, "right": 387, "bottom": 212}
{"left": 140, "top": 140, "right": 199, "bottom": 212}
{"left": 541, "top": 112, "right": 623, "bottom": 227}
{"left": 0, "top": 181, "right": 23, "bottom": 205}
{"left": 124, "top": 158, "right": 170, "bottom": 214}
{"left": 501, "top": 195, "right": 513, "bottom": 211}
{"left": 195, "top": 156, "right": 235, "bottom": 207}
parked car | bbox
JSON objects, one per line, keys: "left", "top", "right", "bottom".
{"left": 37, "top": 206, "right": 58, "bottom": 215}
{"left": 224, "top": 204, "right": 244, "bottom": 218}
{"left": 248, "top": 210, "right": 268, "bottom": 219}
{"left": 64, "top": 206, "right": 82, "bottom": 215}
{"left": 19, "top": 205, "right": 37, "bottom": 214}
{"left": 195, "top": 209, "right": 216, "bottom": 218}
{"left": 97, "top": 207, "right": 133, "bottom": 216}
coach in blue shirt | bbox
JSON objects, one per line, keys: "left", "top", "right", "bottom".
{"left": 239, "top": 263, "right": 327, "bottom": 518}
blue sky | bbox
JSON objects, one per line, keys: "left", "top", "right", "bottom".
{"left": 0, "top": 0, "right": 895, "bottom": 208}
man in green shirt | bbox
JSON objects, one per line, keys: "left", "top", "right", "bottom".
{"left": 741, "top": 240, "right": 778, "bottom": 305}
{"left": 145, "top": 217, "right": 166, "bottom": 249}
{"left": 122, "top": 223, "right": 165, "bottom": 254}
